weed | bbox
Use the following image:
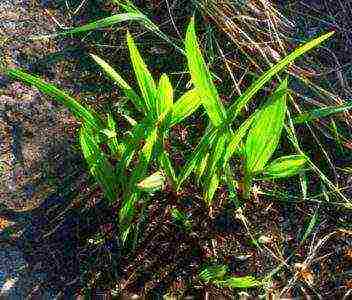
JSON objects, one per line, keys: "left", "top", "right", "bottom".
{"left": 7, "top": 18, "right": 333, "bottom": 247}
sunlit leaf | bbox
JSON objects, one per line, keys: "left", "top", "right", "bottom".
{"left": 119, "top": 126, "right": 158, "bottom": 225}
{"left": 199, "top": 265, "right": 228, "bottom": 283}
{"left": 204, "top": 172, "right": 220, "bottom": 205}
{"left": 79, "top": 126, "right": 117, "bottom": 203}
{"left": 226, "top": 31, "right": 334, "bottom": 124}
{"left": 177, "top": 128, "right": 218, "bottom": 190}
{"left": 223, "top": 114, "right": 255, "bottom": 165}
{"left": 105, "top": 113, "right": 124, "bottom": 159}
{"left": 262, "top": 154, "right": 308, "bottom": 179}
{"left": 159, "top": 151, "right": 177, "bottom": 186}
{"left": 90, "top": 53, "right": 144, "bottom": 112}
{"left": 157, "top": 73, "right": 173, "bottom": 117}
{"left": 7, "top": 69, "right": 103, "bottom": 130}
{"left": 196, "top": 152, "right": 209, "bottom": 181}
{"left": 171, "top": 89, "right": 202, "bottom": 126}
{"left": 223, "top": 276, "right": 260, "bottom": 289}
{"left": 185, "top": 18, "right": 226, "bottom": 127}
{"left": 245, "top": 78, "right": 288, "bottom": 174}
{"left": 127, "top": 32, "right": 157, "bottom": 116}
{"left": 137, "top": 171, "right": 165, "bottom": 192}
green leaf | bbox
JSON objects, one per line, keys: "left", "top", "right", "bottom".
{"left": 203, "top": 131, "right": 228, "bottom": 204}
{"left": 185, "top": 18, "right": 226, "bottom": 127}
{"left": 47, "top": 13, "right": 146, "bottom": 36}
{"left": 105, "top": 113, "right": 124, "bottom": 159}
{"left": 119, "top": 126, "right": 158, "bottom": 225}
{"left": 195, "top": 152, "right": 209, "bottom": 181}
{"left": 204, "top": 172, "right": 220, "bottom": 205}
{"left": 170, "top": 208, "right": 192, "bottom": 231}
{"left": 223, "top": 114, "right": 256, "bottom": 165}
{"left": 245, "top": 78, "right": 288, "bottom": 174}
{"left": 127, "top": 32, "right": 157, "bottom": 116}
{"left": 156, "top": 73, "right": 173, "bottom": 117}
{"left": 112, "top": 1, "right": 185, "bottom": 55}
{"left": 300, "top": 211, "right": 319, "bottom": 243}
{"left": 199, "top": 264, "right": 259, "bottom": 289}
{"left": 262, "top": 154, "right": 308, "bottom": 179}
{"left": 119, "top": 191, "right": 139, "bottom": 229}
{"left": 35, "top": 11, "right": 184, "bottom": 54}
{"left": 137, "top": 171, "right": 165, "bottom": 192}
{"left": 7, "top": 69, "right": 103, "bottom": 130}
{"left": 199, "top": 265, "right": 228, "bottom": 283}
{"left": 226, "top": 31, "right": 334, "bottom": 124}
{"left": 79, "top": 126, "right": 117, "bottom": 203}
{"left": 177, "top": 128, "right": 218, "bottom": 190}
{"left": 90, "top": 54, "right": 144, "bottom": 112}
{"left": 206, "top": 130, "right": 228, "bottom": 179}
{"left": 293, "top": 103, "right": 352, "bottom": 124}
{"left": 171, "top": 89, "right": 202, "bottom": 126}
{"left": 223, "top": 276, "right": 260, "bottom": 289}
{"left": 115, "top": 121, "right": 145, "bottom": 185}
{"left": 159, "top": 151, "right": 177, "bottom": 186}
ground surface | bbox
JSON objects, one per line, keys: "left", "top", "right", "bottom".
{"left": 0, "top": 0, "right": 80, "bottom": 297}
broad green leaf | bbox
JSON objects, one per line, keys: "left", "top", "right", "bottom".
{"left": 90, "top": 54, "right": 144, "bottom": 112}
{"left": 7, "top": 69, "right": 103, "bottom": 129}
{"left": 137, "top": 171, "right": 165, "bottom": 192}
{"left": 156, "top": 73, "right": 173, "bottom": 117}
{"left": 245, "top": 78, "right": 288, "bottom": 174}
{"left": 171, "top": 89, "right": 201, "bottom": 126}
{"left": 223, "top": 276, "right": 260, "bottom": 289}
{"left": 185, "top": 18, "right": 226, "bottom": 127}
{"left": 79, "top": 126, "right": 117, "bottom": 203}
{"left": 293, "top": 103, "right": 352, "bottom": 124}
{"left": 199, "top": 265, "right": 228, "bottom": 283}
{"left": 127, "top": 32, "right": 157, "bottom": 116}
{"left": 262, "top": 154, "right": 308, "bottom": 179}
{"left": 226, "top": 31, "right": 334, "bottom": 124}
